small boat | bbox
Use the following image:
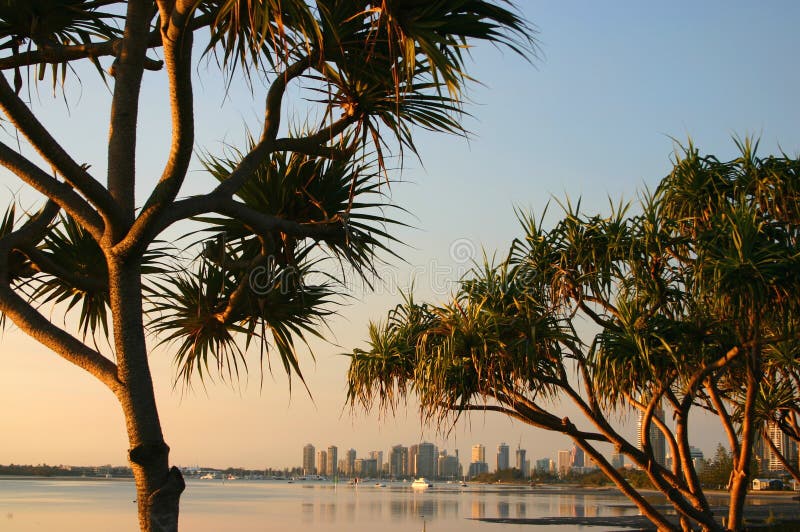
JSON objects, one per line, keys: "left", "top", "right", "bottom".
{"left": 411, "top": 478, "right": 433, "bottom": 489}
{"left": 199, "top": 473, "right": 215, "bottom": 480}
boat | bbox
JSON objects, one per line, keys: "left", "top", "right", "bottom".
{"left": 199, "top": 473, "right": 215, "bottom": 480}
{"left": 411, "top": 478, "right": 433, "bottom": 489}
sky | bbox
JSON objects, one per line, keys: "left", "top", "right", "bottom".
{"left": 1, "top": 1, "right": 800, "bottom": 470}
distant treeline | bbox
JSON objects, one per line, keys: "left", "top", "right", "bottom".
{"left": 0, "top": 464, "right": 133, "bottom": 477}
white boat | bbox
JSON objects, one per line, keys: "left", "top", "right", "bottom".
{"left": 411, "top": 478, "right": 432, "bottom": 489}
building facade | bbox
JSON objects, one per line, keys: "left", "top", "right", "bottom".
{"left": 316, "top": 450, "right": 327, "bottom": 477}
{"left": 326, "top": 445, "right": 338, "bottom": 478}
{"left": 302, "top": 444, "right": 316, "bottom": 475}
{"left": 515, "top": 447, "right": 527, "bottom": 473}
{"left": 471, "top": 444, "right": 485, "bottom": 464}
{"left": 345, "top": 449, "right": 357, "bottom": 477}
{"left": 570, "top": 445, "right": 584, "bottom": 469}
{"left": 557, "top": 450, "right": 571, "bottom": 477}
{"left": 637, "top": 405, "right": 667, "bottom": 467}
{"left": 496, "top": 443, "right": 510, "bottom": 472}
{"left": 390, "top": 445, "right": 409, "bottom": 478}
{"left": 766, "top": 421, "right": 799, "bottom": 472}
{"left": 416, "top": 442, "right": 437, "bottom": 478}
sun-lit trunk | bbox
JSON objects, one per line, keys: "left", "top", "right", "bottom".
{"left": 109, "top": 258, "right": 184, "bottom": 531}
{"left": 726, "top": 346, "right": 760, "bottom": 531}
{"left": 575, "top": 440, "right": 680, "bottom": 531}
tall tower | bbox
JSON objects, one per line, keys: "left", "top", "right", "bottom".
{"left": 637, "top": 405, "right": 667, "bottom": 467}
{"left": 471, "top": 444, "right": 485, "bottom": 463}
{"left": 390, "top": 445, "right": 409, "bottom": 478}
{"left": 316, "top": 450, "right": 327, "bottom": 477}
{"left": 570, "top": 445, "right": 584, "bottom": 469}
{"left": 327, "top": 445, "right": 338, "bottom": 477}
{"left": 408, "top": 444, "right": 420, "bottom": 477}
{"left": 766, "top": 421, "right": 799, "bottom": 471}
{"left": 557, "top": 449, "right": 571, "bottom": 477}
{"left": 302, "top": 444, "right": 316, "bottom": 475}
{"left": 368, "top": 450, "right": 384, "bottom": 473}
{"left": 346, "top": 449, "right": 357, "bottom": 477}
{"left": 416, "top": 442, "right": 437, "bottom": 478}
{"left": 515, "top": 447, "right": 527, "bottom": 472}
{"left": 496, "top": 443, "right": 510, "bottom": 472}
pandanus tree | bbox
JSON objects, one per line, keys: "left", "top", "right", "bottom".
{"left": 347, "top": 140, "right": 800, "bottom": 532}
{"left": 0, "top": 1, "right": 534, "bottom": 530}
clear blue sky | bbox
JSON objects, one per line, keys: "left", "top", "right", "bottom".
{"left": 1, "top": 1, "right": 799, "bottom": 470}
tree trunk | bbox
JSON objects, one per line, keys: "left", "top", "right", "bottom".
{"left": 727, "top": 347, "right": 760, "bottom": 531}
{"left": 575, "top": 440, "right": 680, "bottom": 531}
{"left": 109, "top": 258, "right": 184, "bottom": 531}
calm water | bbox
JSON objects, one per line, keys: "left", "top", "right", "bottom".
{"left": 0, "top": 478, "right": 647, "bottom": 531}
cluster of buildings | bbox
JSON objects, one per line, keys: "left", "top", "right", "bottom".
{"left": 301, "top": 443, "right": 463, "bottom": 480}
{"left": 301, "top": 416, "right": 800, "bottom": 482}
{"left": 301, "top": 442, "right": 531, "bottom": 480}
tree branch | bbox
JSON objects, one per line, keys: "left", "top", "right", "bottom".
{"left": 129, "top": 0, "right": 196, "bottom": 260}
{"left": 212, "top": 56, "right": 314, "bottom": 200}
{"left": 0, "top": 74, "right": 117, "bottom": 227}
{"left": 106, "top": 0, "right": 155, "bottom": 225}
{"left": 273, "top": 115, "right": 357, "bottom": 158}
{"left": 0, "top": 141, "right": 104, "bottom": 239}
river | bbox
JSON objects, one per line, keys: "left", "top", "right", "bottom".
{"left": 0, "top": 477, "right": 719, "bottom": 531}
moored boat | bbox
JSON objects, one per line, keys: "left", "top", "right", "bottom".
{"left": 411, "top": 478, "right": 432, "bottom": 489}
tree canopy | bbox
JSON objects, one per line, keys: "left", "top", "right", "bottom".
{"left": 347, "top": 140, "right": 800, "bottom": 532}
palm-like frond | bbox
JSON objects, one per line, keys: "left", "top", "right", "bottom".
{"left": 199, "top": 0, "right": 320, "bottom": 76}
{"left": 149, "top": 252, "right": 337, "bottom": 389}
{"left": 27, "top": 215, "right": 169, "bottom": 340}
{"left": 149, "top": 261, "right": 247, "bottom": 387}
{"left": 0, "top": 0, "right": 122, "bottom": 88}
{"left": 199, "top": 134, "right": 406, "bottom": 281}
{"left": 30, "top": 214, "right": 110, "bottom": 338}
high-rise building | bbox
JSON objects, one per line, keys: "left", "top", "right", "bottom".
{"left": 368, "top": 450, "right": 384, "bottom": 475}
{"left": 468, "top": 461, "right": 489, "bottom": 478}
{"left": 345, "top": 449, "right": 357, "bottom": 477}
{"left": 515, "top": 447, "right": 527, "bottom": 472}
{"left": 496, "top": 443, "right": 510, "bottom": 472}
{"left": 766, "top": 421, "right": 799, "bottom": 472}
{"left": 689, "top": 446, "right": 704, "bottom": 473}
{"left": 637, "top": 405, "right": 667, "bottom": 467}
{"left": 437, "top": 450, "right": 461, "bottom": 479}
{"left": 317, "top": 450, "right": 327, "bottom": 477}
{"left": 416, "top": 442, "right": 437, "bottom": 478}
{"left": 327, "top": 445, "right": 338, "bottom": 478}
{"left": 534, "top": 458, "right": 551, "bottom": 473}
{"left": 390, "top": 445, "right": 409, "bottom": 478}
{"left": 354, "top": 458, "right": 378, "bottom": 478}
{"left": 302, "top": 444, "right": 316, "bottom": 475}
{"left": 570, "top": 445, "right": 584, "bottom": 469}
{"left": 557, "top": 450, "right": 571, "bottom": 477}
{"left": 471, "top": 444, "right": 485, "bottom": 463}
{"left": 408, "top": 445, "right": 419, "bottom": 477}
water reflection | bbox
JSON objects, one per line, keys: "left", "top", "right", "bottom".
{"left": 0, "top": 479, "right": 650, "bottom": 532}
{"left": 497, "top": 500, "right": 509, "bottom": 518}
{"left": 470, "top": 499, "right": 485, "bottom": 519}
